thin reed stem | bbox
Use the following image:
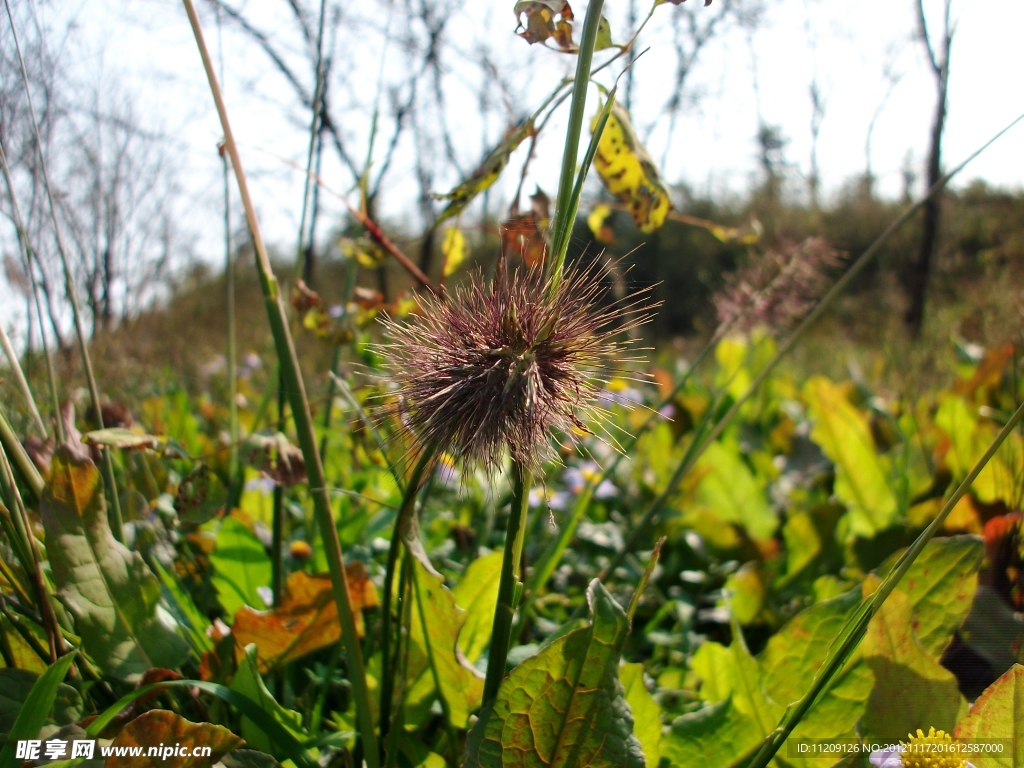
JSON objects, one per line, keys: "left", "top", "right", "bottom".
{"left": 182, "top": 2, "right": 378, "bottom": 763}
{"left": 379, "top": 445, "right": 434, "bottom": 745}
{"left": 0, "top": 324, "right": 45, "bottom": 438}
{"left": 483, "top": 461, "right": 532, "bottom": 704}
{"left": 0, "top": 404, "right": 43, "bottom": 500}
{"left": 3, "top": 0, "right": 123, "bottom": 540}
{"left": 0, "top": 137, "right": 60, "bottom": 441}
{"left": 0, "top": 442, "right": 63, "bottom": 661}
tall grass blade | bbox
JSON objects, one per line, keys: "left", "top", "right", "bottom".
{"left": 548, "top": 0, "right": 607, "bottom": 286}
{"left": 0, "top": 323, "right": 45, "bottom": 438}
{"left": 181, "top": 3, "right": 379, "bottom": 763}
{"left": 0, "top": 651, "right": 77, "bottom": 768}
{"left": 0, "top": 137, "right": 63, "bottom": 444}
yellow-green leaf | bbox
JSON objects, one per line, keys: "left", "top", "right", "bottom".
{"left": 442, "top": 227, "right": 468, "bottom": 276}
{"left": 620, "top": 663, "right": 661, "bottom": 767}
{"left": 40, "top": 447, "right": 188, "bottom": 681}
{"left": 591, "top": 102, "right": 670, "bottom": 233}
{"left": 229, "top": 645, "right": 305, "bottom": 757}
{"left": 859, "top": 589, "right": 964, "bottom": 742}
{"left": 953, "top": 664, "right": 1024, "bottom": 768}
{"left": 451, "top": 551, "right": 503, "bottom": 663}
{"left": 435, "top": 120, "right": 535, "bottom": 224}
{"left": 586, "top": 204, "right": 615, "bottom": 244}
{"left": 873, "top": 536, "right": 984, "bottom": 659}
{"left": 405, "top": 557, "right": 484, "bottom": 729}
{"left": 804, "top": 376, "right": 898, "bottom": 537}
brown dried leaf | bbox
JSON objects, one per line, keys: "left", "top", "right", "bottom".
{"left": 104, "top": 710, "right": 243, "bottom": 768}
{"left": 514, "top": 1, "right": 575, "bottom": 47}
{"left": 241, "top": 433, "right": 306, "bottom": 487}
{"left": 232, "top": 565, "right": 379, "bottom": 673}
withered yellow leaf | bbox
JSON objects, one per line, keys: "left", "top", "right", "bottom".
{"left": 591, "top": 103, "right": 671, "bottom": 233}
{"left": 232, "top": 563, "right": 379, "bottom": 673}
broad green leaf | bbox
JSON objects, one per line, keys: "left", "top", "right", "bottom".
{"left": 874, "top": 536, "right": 984, "bottom": 658}
{"left": 715, "top": 337, "right": 752, "bottom": 400}
{"left": 662, "top": 698, "right": 761, "bottom": 768}
{"left": 692, "top": 442, "right": 777, "bottom": 541}
{"left": 221, "top": 751, "right": 283, "bottom": 768}
{"left": 804, "top": 377, "right": 897, "bottom": 537}
{"left": 620, "top": 663, "right": 661, "bottom": 768}
{"left": 0, "top": 651, "right": 77, "bottom": 768}
{"left": 935, "top": 395, "right": 1017, "bottom": 505}
{"left": 722, "top": 562, "right": 766, "bottom": 624}
{"left": 728, "top": 635, "right": 784, "bottom": 736}
{"left": 405, "top": 557, "right": 484, "bottom": 729}
{"left": 464, "top": 580, "right": 644, "bottom": 768}
{"left": 953, "top": 664, "right": 1024, "bottom": 768}
{"left": 230, "top": 645, "right": 305, "bottom": 756}
{"left": 690, "top": 641, "right": 734, "bottom": 703}
{"left": 782, "top": 511, "right": 821, "bottom": 578}
{"left": 153, "top": 561, "right": 214, "bottom": 655}
{"left": 40, "top": 448, "right": 188, "bottom": 681}
{"left": 435, "top": 119, "right": 535, "bottom": 224}
{"left": 0, "top": 668, "right": 82, "bottom": 736}
{"left": 210, "top": 514, "right": 272, "bottom": 620}
{"left": 104, "top": 709, "right": 243, "bottom": 768}
{"left": 0, "top": 613, "right": 48, "bottom": 673}
{"left": 760, "top": 588, "right": 873, "bottom": 768}
{"left": 451, "top": 551, "right": 503, "bottom": 663}
{"left": 859, "top": 589, "right": 964, "bottom": 743}
{"left": 591, "top": 102, "right": 670, "bottom": 232}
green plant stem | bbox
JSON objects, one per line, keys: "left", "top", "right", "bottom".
{"left": 483, "top": 461, "right": 532, "bottom": 704}
{"left": 3, "top": 0, "right": 123, "bottom": 540}
{"left": 592, "top": 110, "right": 1024, "bottom": 587}
{"left": 182, "top": 3, "right": 378, "bottom": 764}
{"left": 379, "top": 446, "right": 434, "bottom": 745}
{"left": 547, "top": 0, "right": 606, "bottom": 286}
{"left": 295, "top": 0, "right": 328, "bottom": 284}
{"left": 746, "top": 395, "right": 1024, "bottom": 768}
{"left": 0, "top": 138, "right": 61, "bottom": 443}
{"left": 0, "top": 405, "right": 43, "bottom": 500}
{"left": 0, "top": 323, "right": 45, "bottom": 438}
{"left": 413, "top": 570, "right": 460, "bottom": 766}
{"left": 0, "top": 444, "right": 63, "bottom": 661}
{"left": 383, "top": 553, "right": 414, "bottom": 768}
{"left": 223, "top": 152, "right": 239, "bottom": 482}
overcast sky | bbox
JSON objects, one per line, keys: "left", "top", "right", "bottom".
{"left": 2, "top": 0, "right": 1023, "bottom": 336}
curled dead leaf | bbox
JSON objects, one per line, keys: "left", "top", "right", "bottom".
{"left": 232, "top": 564, "right": 379, "bottom": 673}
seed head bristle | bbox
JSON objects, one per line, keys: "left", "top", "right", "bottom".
{"left": 378, "top": 261, "right": 651, "bottom": 473}
{"left": 714, "top": 236, "right": 842, "bottom": 334}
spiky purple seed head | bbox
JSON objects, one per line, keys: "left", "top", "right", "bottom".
{"left": 379, "top": 262, "right": 648, "bottom": 473}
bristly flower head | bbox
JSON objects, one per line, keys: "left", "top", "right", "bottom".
{"left": 379, "top": 262, "right": 649, "bottom": 473}
{"left": 714, "top": 236, "right": 841, "bottom": 335}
